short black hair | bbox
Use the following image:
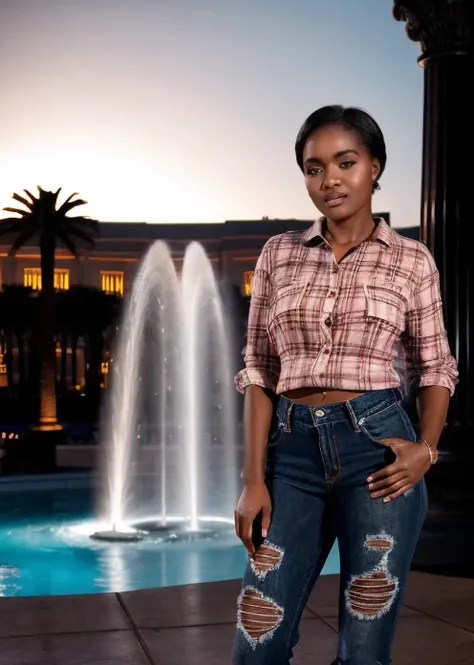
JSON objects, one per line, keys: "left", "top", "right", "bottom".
{"left": 295, "top": 105, "right": 387, "bottom": 190}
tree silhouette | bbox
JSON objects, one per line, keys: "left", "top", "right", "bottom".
{"left": 0, "top": 186, "right": 99, "bottom": 432}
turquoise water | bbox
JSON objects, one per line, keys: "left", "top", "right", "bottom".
{"left": 0, "top": 485, "right": 339, "bottom": 597}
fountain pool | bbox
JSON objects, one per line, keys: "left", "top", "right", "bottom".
{"left": 0, "top": 481, "right": 340, "bottom": 597}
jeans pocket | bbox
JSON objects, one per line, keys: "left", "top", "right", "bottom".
{"left": 267, "top": 415, "right": 285, "bottom": 447}
{"left": 359, "top": 401, "right": 416, "bottom": 445}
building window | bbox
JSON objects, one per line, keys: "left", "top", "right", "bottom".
{"left": 24, "top": 268, "right": 41, "bottom": 290}
{"left": 54, "top": 269, "right": 70, "bottom": 290}
{"left": 101, "top": 271, "right": 124, "bottom": 296}
{"left": 23, "top": 268, "right": 70, "bottom": 291}
{"left": 243, "top": 271, "right": 254, "bottom": 297}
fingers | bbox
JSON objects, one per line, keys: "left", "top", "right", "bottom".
{"left": 368, "top": 471, "right": 405, "bottom": 492}
{"left": 379, "top": 437, "right": 407, "bottom": 446}
{"left": 383, "top": 484, "right": 413, "bottom": 502}
{"left": 261, "top": 505, "right": 272, "bottom": 539}
{"left": 367, "top": 438, "right": 420, "bottom": 503}
{"left": 242, "top": 519, "right": 255, "bottom": 556}
{"left": 234, "top": 510, "right": 255, "bottom": 556}
{"left": 370, "top": 475, "right": 410, "bottom": 500}
{"left": 367, "top": 461, "right": 400, "bottom": 484}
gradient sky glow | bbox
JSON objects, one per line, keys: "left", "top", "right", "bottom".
{"left": 0, "top": 0, "right": 423, "bottom": 227}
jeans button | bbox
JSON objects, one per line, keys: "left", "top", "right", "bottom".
{"left": 315, "top": 409, "right": 325, "bottom": 417}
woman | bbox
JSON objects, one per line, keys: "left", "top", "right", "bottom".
{"left": 233, "top": 105, "right": 458, "bottom": 665}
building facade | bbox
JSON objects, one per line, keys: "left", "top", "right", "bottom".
{"left": 0, "top": 214, "right": 422, "bottom": 412}
{"left": 0, "top": 213, "right": 407, "bottom": 297}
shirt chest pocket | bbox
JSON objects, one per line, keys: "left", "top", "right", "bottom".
{"left": 268, "top": 281, "right": 308, "bottom": 339}
{"left": 364, "top": 283, "right": 406, "bottom": 332}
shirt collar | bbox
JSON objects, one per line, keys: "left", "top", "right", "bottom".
{"left": 300, "top": 217, "right": 393, "bottom": 247}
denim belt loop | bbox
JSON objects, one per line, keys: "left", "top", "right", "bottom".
{"left": 345, "top": 399, "right": 361, "bottom": 432}
{"left": 283, "top": 400, "right": 294, "bottom": 433}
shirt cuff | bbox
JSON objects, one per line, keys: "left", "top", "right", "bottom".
{"left": 234, "top": 367, "right": 279, "bottom": 394}
{"left": 418, "top": 372, "right": 458, "bottom": 397}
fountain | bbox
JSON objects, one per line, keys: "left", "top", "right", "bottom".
{"left": 92, "top": 240, "right": 238, "bottom": 542}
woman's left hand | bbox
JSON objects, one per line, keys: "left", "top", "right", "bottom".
{"left": 367, "top": 438, "right": 431, "bottom": 502}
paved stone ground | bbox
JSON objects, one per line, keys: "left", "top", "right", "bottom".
{"left": 0, "top": 572, "right": 472, "bottom": 664}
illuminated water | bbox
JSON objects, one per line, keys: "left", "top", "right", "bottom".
{"left": 0, "top": 484, "right": 340, "bottom": 597}
{"left": 99, "top": 240, "right": 238, "bottom": 533}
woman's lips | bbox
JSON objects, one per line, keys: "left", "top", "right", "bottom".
{"left": 325, "top": 195, "right": 347, "bottom": 208}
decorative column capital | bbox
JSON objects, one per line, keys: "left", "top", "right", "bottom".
{"left": 392, "top": 0, "right": 472, "bottom": 65}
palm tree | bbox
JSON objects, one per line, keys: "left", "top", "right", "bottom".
{"left": 0, "top": 284, "right": 36, "bottom": 394}
{"left": 0, "top": 187, "right": 99, "bottom": 434}
{"left": 57, "top": 285, "right": 121, "bottom": 416}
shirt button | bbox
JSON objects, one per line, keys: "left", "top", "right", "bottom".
{"left": 328, "top": 291, "right": 336, "bottom": 298}
{"left": 324, "top": 349, "right": 330, "bottom": 355}
{"left": 325, "top": 317, "right": 332, "bottom": 327}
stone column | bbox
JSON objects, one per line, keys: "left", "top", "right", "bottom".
{"left": 393, "top": 1, "right": 473, "bottom": 572}
{"left": 76, "top": 252, "right": 89, "bottom": 286}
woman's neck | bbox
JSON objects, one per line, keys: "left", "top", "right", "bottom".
{"left": 324, "top": 210, "right": 376, "bottom": 246}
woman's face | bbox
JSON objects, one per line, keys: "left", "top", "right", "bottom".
{"left": 301, "top": 124, "right": 380, "bottom": 221}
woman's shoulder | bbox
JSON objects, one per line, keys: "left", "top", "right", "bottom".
{"left": 390, "top": 230, "right": 438, "bottom": 278}
{"left": 258, "top": 229, "right": 306, "bottom": 267}
{"left": 263, "top": 229, "right": 306, "bottom": 251}
{"left": 391, "top": 230, "right": 434, "bottom": 259}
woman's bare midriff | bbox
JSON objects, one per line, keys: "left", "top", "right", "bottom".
{"left": 282, "top": 387, "right": 365, "bottom": 405}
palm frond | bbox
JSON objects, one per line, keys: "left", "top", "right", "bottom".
{"left": 0, "top": 217, "right": 27, "bottom": 236}
{"left": 57, "top": 198, "right": 87, "bottom": 216}
{"left": 2, "top": 187, "right": 99, "bottom": 256}
{"left": 56, "top": 230, "right": 78, "bottom": 257}
{"left": 66, "top": 224, "right": 97, "bottom": 246}
{"left": 12, "top": 192, "right": 34, "bottom": 210}
{"left": 2, "top": 206, "right": 30, "bottom": 216}
{"left": 68, "top": 216, "right": 100, "bottom": 236}
{"left": 51, "top": 187, "right": 62, "bottom": 207}
{"left": 56, "top": 192, "right": 79, "bottom": 215}
{"left": 8, "top": 227, "right": 36, "bottom": 255}
{"left": 38, "top": 188, "right": 53, "bottom": 202}
{"left": 0, "top": 223, "right": 22, "bottom": 237}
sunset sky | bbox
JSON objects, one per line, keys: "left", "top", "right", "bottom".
{"left": 0, "top": 0, "right": 423, "bottom": 227}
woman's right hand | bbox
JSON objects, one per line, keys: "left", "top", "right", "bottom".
{"left": 234, "top": 482, "right": 272, "bottom": 556}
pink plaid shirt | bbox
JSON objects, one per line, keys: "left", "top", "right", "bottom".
{"left": 235, "top": 218, "right": 458, "bottom": 396}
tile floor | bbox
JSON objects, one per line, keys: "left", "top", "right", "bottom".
{"left": 0, "top": 572, "right": 472, "bottom": 664}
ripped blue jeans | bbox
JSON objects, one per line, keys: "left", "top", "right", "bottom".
{"left": 233, "top": 389, "right": 427, "bottom": 665}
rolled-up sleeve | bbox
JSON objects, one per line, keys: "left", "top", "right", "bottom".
{"left": 234, "top": 242, "right": 280, "bottom": 394}
{"left": 403, "top": 247, "right": 458, "bottom": 396}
